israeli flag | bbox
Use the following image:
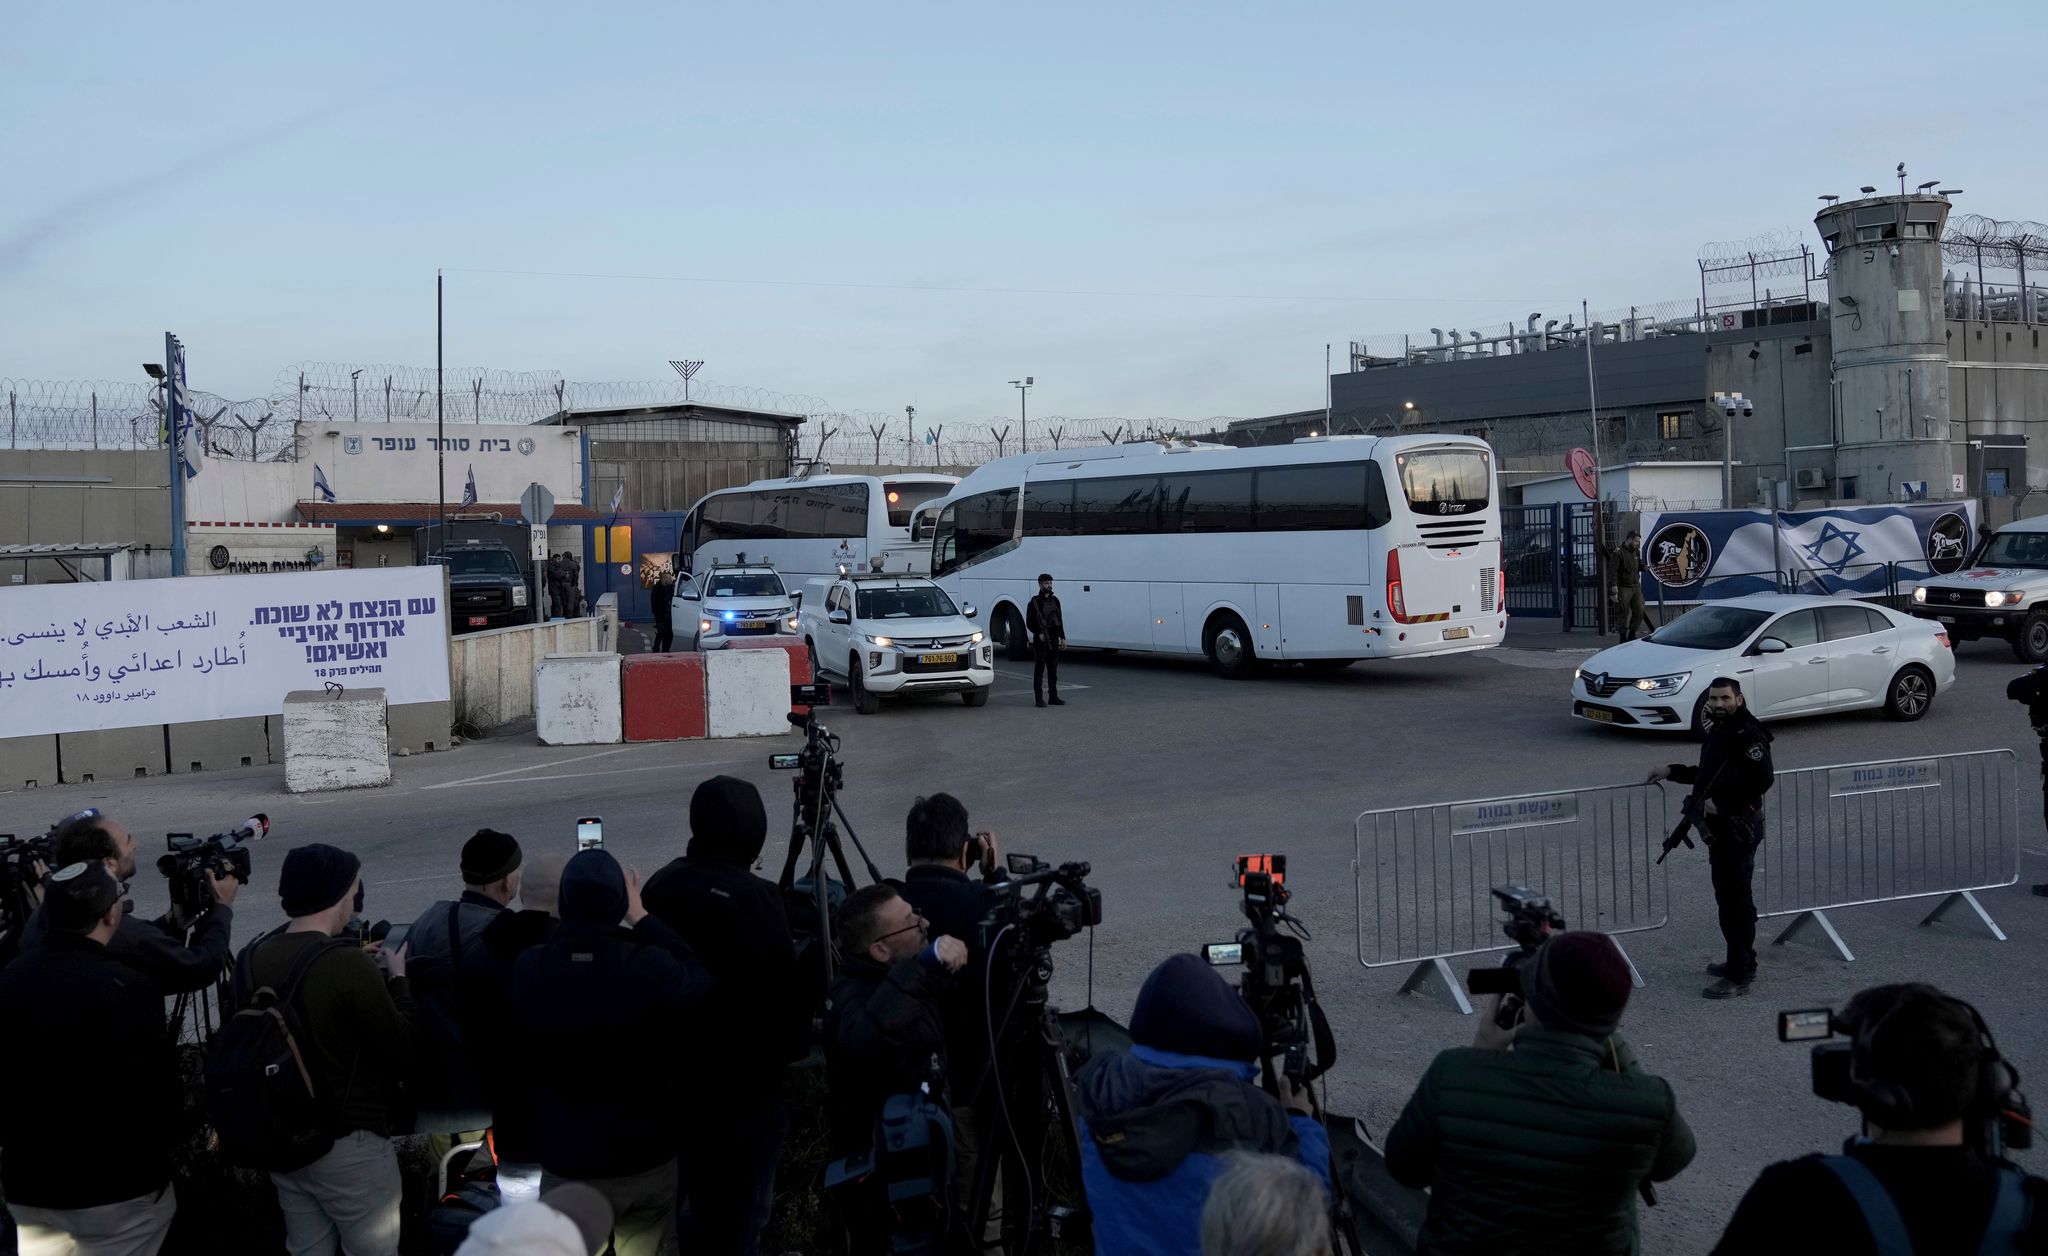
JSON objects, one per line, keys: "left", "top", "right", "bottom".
{"left": 313, "top": 464, "right": 336, "bottom": 503}
{"left": 461, "top": 464, "right": 478, "bottom": 508}
{"left": 169, "top": 379, "right": 202, "bottom": 480}
{"left": 608, "top": 480, "right": 624, "bottom": 515}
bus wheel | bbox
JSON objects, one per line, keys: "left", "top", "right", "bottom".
{"left": 998, "top": 606, "right": 1031, "bottom": 662}
{"left": 1205, "top": 614, "right": 1256, "bottom": 679}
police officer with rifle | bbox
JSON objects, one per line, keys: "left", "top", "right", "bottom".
{"left": 1647, "top": 677, "right": 1775, "bottom": 1000}
{"left": 2004, "top": 664, "right": 2048, "bottom": 897}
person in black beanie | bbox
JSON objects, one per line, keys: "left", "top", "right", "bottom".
{"left": 0, "top": 863, "right": 183, "bottom": 1254}
{"left": 1385, "top": 931, "right": 1695, "bottom": 1256}
{"left": 406, "top": 829, "right": 524, "bottom": 1164}
{"left": 642, "top": 776, "right": 809, "bottom": 1256}
{"left": 1074, "top": 953, "right": 1330, "bottom": 1256}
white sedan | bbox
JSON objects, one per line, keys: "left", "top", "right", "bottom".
{"left": 1570, "top": 593, "right": 1955, "bottom": 735}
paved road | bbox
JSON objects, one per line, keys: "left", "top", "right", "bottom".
{"left": 8, "top": 634, "right": 2044, "bottom": 1254}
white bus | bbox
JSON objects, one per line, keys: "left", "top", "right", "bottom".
{"left": 680, "top": 472, "right": 959, "bottom": 582}
{"left": 928, "top": 433, "right": 1502, "bottom": 676}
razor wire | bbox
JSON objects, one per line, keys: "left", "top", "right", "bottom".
{"left": 1943, "top": 213, "right": 2048, "bottom": 273}
{"left": 0, "top": 377, "right": 293, "bottom": 458}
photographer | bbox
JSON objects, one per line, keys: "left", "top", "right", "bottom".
{"left": 18, "top": 810, "right": 236, "bottom": 995}
{"left": 1075, "top": 953, "right": 1330, "bottom": 1256}
{"left": 0, "top": 863, "right": 182, "bottom": 1255}
{"left": 513, "top": 848, "right": 710, "bottom": 1256}
{"left": 2004, "top": 665, "right": 2048, "bottom": 897}
{"left": 406, "top": 828, "right": 523, "bottom": 1156}
{"left": 1384, "top": 931, "right": 1694, "bottom": 1256}
{"left": 1714, "top": 982, "right": 2048, "bottom": 1254}
{"left": 458, "top": 850, "right": 566, "bottom": 1202}
{"left": 642, "top": 776, "right": 809, "bottom": 1255}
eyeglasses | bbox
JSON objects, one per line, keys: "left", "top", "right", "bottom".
{"left": 870, "top": 913, "right": 928, "bottom": 948}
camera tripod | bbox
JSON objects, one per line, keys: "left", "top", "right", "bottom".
{"left": 774, "top": 711, "right": 883, "bottom": 989}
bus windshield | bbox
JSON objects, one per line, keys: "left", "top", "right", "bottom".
{"left": 1397, "top": 448, "right": 1491, "bottom": 514}
{"left": 857, "top": 585, "right": 959, "bottom": 620}
{"left": 1647, "top": 605, "right": 1771, "bottom": 651}
{"left": 884, "top": 479, "right": 955, "bottom": 527}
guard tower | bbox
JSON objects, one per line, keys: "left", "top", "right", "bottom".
{"left": 1814, "top": 190, "right": 1955, "bottom": 500}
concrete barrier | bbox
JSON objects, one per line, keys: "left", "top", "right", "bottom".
{"left": 57, "top": 726, "right": 170, "bottom": 784}
{"left": 0, "top": 735, "right": 58, "bottom": 790}
{"left": 536, "top": 653, "right": 623, "bottom": 745}
{"left": 705, "top": 648, "right": 795, "bottom": 738}
{"left": 725, "top": 638, "right": 815, "bottom": 718}
{"left": 622, "top": 654, "right": 708, "bottom": 742}
{"left": 169, "top": 718, "right": 270, "bottom": 774}
{"left": 450, "top": 617, "right": 603, "bottom": 730}
{"left": 283, "top": 688, "right": 391, "bottom": 793}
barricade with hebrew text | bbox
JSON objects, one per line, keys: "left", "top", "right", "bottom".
{"left": 1354, "top": 782, "right": 1669, "bottom": 1013}
{"left": 1758, "top": 749, "right": 2019, "bottom": 961}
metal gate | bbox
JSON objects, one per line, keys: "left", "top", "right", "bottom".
{"left": 1502, "top": 503, "right": 1601, "bottom": 628}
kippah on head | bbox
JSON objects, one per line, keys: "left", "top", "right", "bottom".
{"left": 461, "top": 828, "right": 524, "bottom": 885}
{"left": 45, "top": 861, "right": 121, "bottom": 934}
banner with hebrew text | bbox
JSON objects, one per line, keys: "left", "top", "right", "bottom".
{"left": 1635, "top": 502, "right": 1978, "bottom": 603}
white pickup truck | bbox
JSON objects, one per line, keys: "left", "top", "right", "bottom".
{"left": 800, "top": 572, "right": 994, "bottom": 713}
{"left": 1909, "top": 515, "right": 2048, "bottom": 661}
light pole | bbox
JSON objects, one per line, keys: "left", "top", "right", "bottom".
{"left": 349, "top": 369, "right": 362, "bottom": 423}
{"left": 1714, "top": 392, "right": 1754, "bottom": 509}
{"left": 1009, "top": 377, "right": 1033, "bottom": 453}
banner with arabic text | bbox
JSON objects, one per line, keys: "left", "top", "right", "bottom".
{"left": 0, "top": 567, "right": 451, "bottom": 738}
{"left": 1636, "top": 502, "right": 1977, "bottom": 603}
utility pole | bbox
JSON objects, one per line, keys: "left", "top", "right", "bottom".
{"left": 1582, "top": 300, "right": 1602, "bottom": 506}
{"left": 437, "top": 270, "right": 446, "bottom": 547}
{"left": 905, "top": 405, "right": 915, "bottom": 465}
{"left": 350, "top": 369, "right": 362, "bottom": 423}
{"left": 1009, "top": 377, "right": 1033, "bottom": 453}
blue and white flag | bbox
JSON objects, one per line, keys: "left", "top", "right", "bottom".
{"left": 607, "top": 480, "right": 624, "bottom": 515}
{"left": 313, "top": 464, "right": 336, "bottom": 503}
{"left": 167, "top": 348, "right": 201, "bottom": 480}
{"left": 460, "top": 465, "right": 478, "bottom": 508}
{"left": 1637, "top": 502, "right": 1979, "bottom": 602}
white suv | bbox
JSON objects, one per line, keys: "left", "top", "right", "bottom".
{"left": 1910, "top": 516, "right": 2048, "bottom": 661}
{"left": 679, "top": 563, "right": 799, "bottom": 650}
{"left": 801, "top": 573, "right": 993, "bottom": 713}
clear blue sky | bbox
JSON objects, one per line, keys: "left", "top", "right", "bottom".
{"left": 4, "top": 0, "right": 2041, "bottom": 427}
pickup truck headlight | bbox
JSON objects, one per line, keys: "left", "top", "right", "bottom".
{"left": 1633, "top": 672, "right": 1691, "bottom": 697}
{"left": 865, "top": 634, "right": 894, "bottom": 647}
{"left": 510, "top": 586, "right": 528, "bottom": 607}
{"left": 1986, "top": 590, "right": 2024, "bottom": 607}
{"left": 970, "top": 631, "right": 984, "bottom": 643}
{"left": 786, "top": 616, "right": 800, "bottom": 631}
{"left": 1912, "top": 586, "right": 1928, "bottom": 604}
{"left": 700, "top": 619, "right": 713, "bottom": 634}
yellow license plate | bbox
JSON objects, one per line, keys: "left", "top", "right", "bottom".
{"left": 919, "top": 652, "right": 959, "bottom": 665}
{"left": 1582, "top": 707, "right": 1614, "bottom": 723}
{"left": 1442, "top": 626, "right": 1470, "bottom": 640}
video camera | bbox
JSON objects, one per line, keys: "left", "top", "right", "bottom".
{"left": 979, "top": 854, "right": 1101, "bottom": 953}
{"left": 1779, "top": 1006, "right": 2034, "bottom": 1157}
{"left": 1, "top": 831, "right": 56, "bottom": 937}
{"left": 1465, "top": 885, "right": 1567, "bottom": 1022}
{"left": 1203, "top": 855, "right": 1337, "bottom": 1088}
{"left": 157, "top": 815, "right": 268, "bottom": 921}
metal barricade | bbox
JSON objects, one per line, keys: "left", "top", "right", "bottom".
{"left": 1759, "top": 749, "right": 2020, "bottom": 961}
{"left": 1355, "top": 783, "right": 1670, "bottom": 1014}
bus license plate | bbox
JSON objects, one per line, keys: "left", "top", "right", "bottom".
{"left": 919, "top": 652, "right": 959, "bottom": 665}
{"left": 1583, "top": 707, "right": 1614, "bottom": 723}
{"left": 1442, "top": 626, "right": 1470, "bottom": 640}
{"left": 468, "top": 616, "right": 488, "bottom": 627}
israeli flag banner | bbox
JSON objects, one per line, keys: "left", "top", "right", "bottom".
{"left": 1637, "top": 501, "right": 1978, "bottom": 602}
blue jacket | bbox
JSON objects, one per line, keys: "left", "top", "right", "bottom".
{"left": 1076, "top": 1045, "right": 1331, "bottom": 1256}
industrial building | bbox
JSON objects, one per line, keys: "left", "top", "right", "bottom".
{"left": 1227, "top": 185, "right": 2048, "bottom": 524}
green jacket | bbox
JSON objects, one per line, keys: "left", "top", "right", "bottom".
{"left": 1383, "top": 1028, "right": 1695, "bottom": 1256}
{"left": 1606, "top": 542, "right": 1642, "bottom": 590}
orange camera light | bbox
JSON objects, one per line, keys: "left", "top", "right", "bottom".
{"left": 1235, "top": 854, "right": 1286, "bottom": 886}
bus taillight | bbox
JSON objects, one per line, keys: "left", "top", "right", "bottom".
{"left": 1387, "top": 548, "right": 1408, "bottom": 622}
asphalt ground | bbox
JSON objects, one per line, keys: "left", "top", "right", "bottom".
{"left": 7, "top": 626, "right": 2046, "bottom": 1255}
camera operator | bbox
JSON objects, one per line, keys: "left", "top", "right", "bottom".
{"left": 1383, "top": 931, "right": 1694, "bottom": 1256}
{"left": 406, "top": 828, "right": 523, "bottom": 1161}
{"left": 2004, "top": 665, "right": 2048, "bottom": 898}
{"left": 18, "top": 810, "right": 237, "bottom": 996}
{"left": 458, "top": 850, "right": 567, "bottom": 1203}
{"left": 641, "top": 776, "right": 809, "bottom": 1255}
{"left": 1075, "top": 953, "right": 1330, "bottom": 1256}
{"left": 1646, "top": 675, "right": 1774, "bottom": 999}
{"left": 0, "top": 863, "right": 182, "bottom": 1256}
{"left": 235, "top": 843, "right": 415, "bottom": 1254}
{"left": 1714, "top": 982, "right": 2047, "bottom": 1254}
{"left": 513, "top": 848, "right": 710, "bottom": 1256}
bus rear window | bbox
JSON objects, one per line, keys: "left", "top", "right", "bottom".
{"left": 883, "top": 479, "right": 955, "bottom": 527}
{"left": 1397, "top": 449, "right": 1490, "bottom": 515}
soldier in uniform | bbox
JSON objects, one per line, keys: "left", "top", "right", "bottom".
{"left": 1602, "top": 528, "right": 1650, "bottom": 642}
{"left": 1647, "top": 677, "right": 1775, "bottom": 998}
{"left": 2004, "top": 666, "right": 2048, "bottom": 897}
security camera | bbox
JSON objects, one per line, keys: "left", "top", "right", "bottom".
{"left": 1888, "top": 243, "right": 1901, "bottom": 258}
{"left": 1715, "top": 394, "right": 1755, "bottom": 418}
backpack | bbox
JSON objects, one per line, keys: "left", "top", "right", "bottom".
{"left": 204, "top": 932, "right": 350, "bottom": 1172}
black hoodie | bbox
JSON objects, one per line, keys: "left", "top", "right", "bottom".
{"left": 512, "top": 850, "right": 710, "bottom": 1180}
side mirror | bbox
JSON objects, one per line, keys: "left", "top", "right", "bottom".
{"left": 790, "top": 590, "right": 803, "bottom": 609}
{"left": 679, "top": 587, "right": 699, "bottom": 601}
{"left": 962, "top": 603, "right": 978, "bottom": 619}
{"left": 829, "top": 609, "right": 851, "bottom": 625}
{"left": 1753, "top": 637, "right": 1788, "bottom": 655}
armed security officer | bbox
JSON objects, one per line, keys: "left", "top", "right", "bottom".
{"left": 1603, "top": 528, "right": 1650, "bottom": 642}
{"left": 1647, "top": 677, "right": 1775, "bottom": 999}
{"left": 2003, "top": 665, "right": 2048, "bottom": 897}
{"left": 649, "top": 568, "right": 677, "bottom": 653}
{"left": 1027, "top": 572, "right": 1066, "bottom": 708}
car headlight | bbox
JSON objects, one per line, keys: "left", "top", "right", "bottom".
{"left": 700, "top": 619, "right": 713, "bottom": 633}
{"left": 510, "top": 586, "right": 528, "bottom": 606}
{"left": 866, "top": 634, "right": 893, "bottom": 647}
{"left": 1986, "top": 590, "right": 2023, "bottom": 607}
{"left": 1572, "top": 667, "right": 1583, "bottom": 683}
{"left": 1633, "top": 672, "right": 1691, "bottom": 697}
{"left": 1913, "top": 586, "right": 1927, "bottom": 603}
{"left": 970, "top": 631, "right": 984, "bottom": 644}
{"left": 786, "top": 616, "right": 800, "bottom": 631}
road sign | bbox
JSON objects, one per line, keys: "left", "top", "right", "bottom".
{"left": 519, "top": 482, "right": 556, "bottom": 526}
{"left": 1567, "top": 448, "right": 1598, "bottom": 500}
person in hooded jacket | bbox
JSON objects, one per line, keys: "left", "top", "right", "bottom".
{"left": 512, "top": 848, "right": 710, "bottom": 1256}
{"left": 458, "top": 850, "right": 566, "bottom": 1202}
{"left": 1074, "top": 953, "right": 1330, "bottom": 1256}
{"left": 641, "top": 777, "right": 810, "bottom": 1256}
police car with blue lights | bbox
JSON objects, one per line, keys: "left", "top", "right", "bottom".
{"left": 679, "top": 560, "right": 800, "bottom": 650}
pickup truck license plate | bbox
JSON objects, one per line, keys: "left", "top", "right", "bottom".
{"left": 1582, "top": 707, "right": 1614, "bottom": 723}
{"left": 919, "top": 652, "right": 959, "bottom": 665}
{"left": 1937, "top": 616, "right": 1956, "bottom": 624}
{"left": 468, "top": 616, "right": 488, "bottom": 626}
{"left": 1442, "top": 626, "right": 1470, "bottom": 640}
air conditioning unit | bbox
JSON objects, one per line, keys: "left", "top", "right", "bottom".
{"left": 1795, "top": 467, "right": 1830, "bottom": 490}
